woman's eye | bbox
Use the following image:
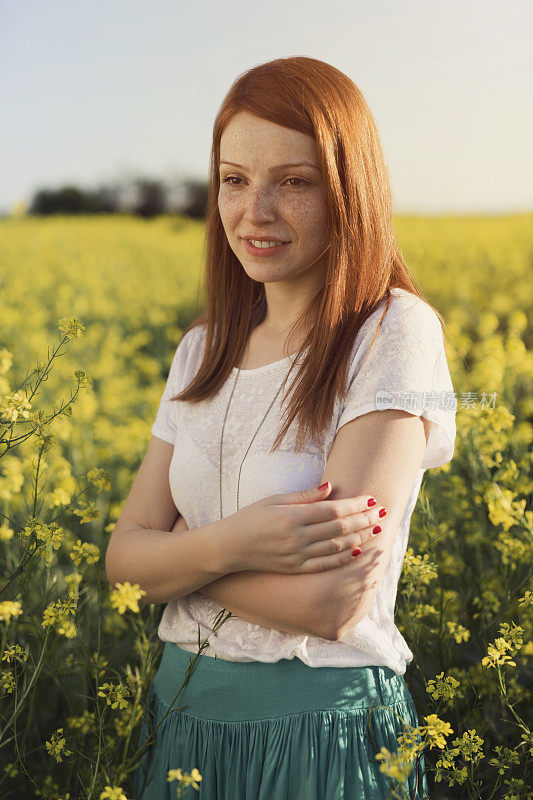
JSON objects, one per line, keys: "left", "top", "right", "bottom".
{"left": 285, "top": 177, "right": 306, "bottom": 187}
{"left": 221, "top": 176, "right": 307, "bottom": 188}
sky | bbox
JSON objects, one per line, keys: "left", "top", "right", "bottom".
{"left": 1, "top": 0, "right": 532, "bottom": 215}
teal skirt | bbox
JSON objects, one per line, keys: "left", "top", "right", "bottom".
{"left": 133, "top": 641, "right": 429, "bottom": 799}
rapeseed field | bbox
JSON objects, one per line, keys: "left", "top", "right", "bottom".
{"left": 0, "top": 214, "right": 531, "bottom": 799}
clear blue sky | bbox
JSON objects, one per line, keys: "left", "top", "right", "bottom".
{"left": 1, "top": 0, "right": 531, "bottom": 215}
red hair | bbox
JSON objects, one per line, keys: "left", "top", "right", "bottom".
{"left": 173, "top": 56, "right": 446, "bottom": 452}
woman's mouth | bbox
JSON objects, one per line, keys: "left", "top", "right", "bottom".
{"left": 244, "top": 239, "right": 291, "bottom": 256}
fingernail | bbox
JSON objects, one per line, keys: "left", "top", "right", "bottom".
{"left": 318, "top": 482, "right": 329, "bottom": 491}
{"left": 352, "top": 548, "right": 362, "bottom": 557}
{"left": 367, "top": 498, "right": 376, "bottom": 507}
{"left": 379, "top": 508, "right": 387, "bottom": 517}
{"left": 372, "top": 525, "right": 381, "bottom": 535}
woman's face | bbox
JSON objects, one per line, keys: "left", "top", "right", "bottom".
{"left": 218, "top": 111, "right": 329, "bottom": 287}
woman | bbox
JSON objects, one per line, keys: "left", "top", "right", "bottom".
{"left": 118, "top": 56, "right": 457, "bottom": 798}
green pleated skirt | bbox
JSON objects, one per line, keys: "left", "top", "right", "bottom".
{"left": 133, "top": 641, "right": 429, "bottom": 799}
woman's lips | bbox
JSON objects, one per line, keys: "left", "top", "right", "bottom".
{"left": 244, "top": 239, "right": 291, "bottom": 256}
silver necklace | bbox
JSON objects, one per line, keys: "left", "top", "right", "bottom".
{"left": 218, "top": 364, "right": 289, "bottom": 519}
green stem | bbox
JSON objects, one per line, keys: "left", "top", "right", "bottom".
{"left": 128, "top": 607, "right": 233, "bottom": 798}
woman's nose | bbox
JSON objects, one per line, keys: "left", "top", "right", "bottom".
{"left": 243, "top": 187, "right": 276, "bottom": 220}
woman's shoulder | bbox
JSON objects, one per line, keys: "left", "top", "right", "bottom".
{"left": 166, "top": 323, "right": 207, "bottom": 381}
{"left": 343, "top": 288, "right": 444, "bottom": 383}
{"left": 179, "top": 321, "right": 207, "bottom": 354}
{"left": 359, "top": 288, "right": 442, "bottom": 342}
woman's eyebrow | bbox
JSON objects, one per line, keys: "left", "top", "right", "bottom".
{"left": 219, "top": 160, "right": 320, "bottom": 171}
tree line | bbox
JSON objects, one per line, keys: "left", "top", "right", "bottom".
{"left": 28, "top": 176, "right": 209, "bottom": 219}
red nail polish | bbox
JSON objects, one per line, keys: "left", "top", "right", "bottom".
{"left": 372, "top": 526, "right": 381, "bottom": 534}
{"left": 367, "top": 498, "right": 376, "bottom": 507}
{"left": 352, "top": 547, "right": 362, "bottom": 556}
{"left": 379, "top": 508, "right": 387, "bottom": 518}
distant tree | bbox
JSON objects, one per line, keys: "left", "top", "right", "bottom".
{"left": 29, "top": 185, "right": 115, "bottom": 215}
{"left": 27, "top": 174, "right": 208, "bottom": 217}
{"left": 94, "top": 184, "right": 120, "bottom": 213}
{"left": 133, "top": 179, "right": 167, "bottom": 218}
{"left": 181, "top": 178, "right": 208, "bottom": 219}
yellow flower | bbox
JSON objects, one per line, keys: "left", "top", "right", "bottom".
{"left": 72, "top": 500, "right": 102, "bottom": 524}
{"left": 485, "top": 485, "right": 525, "bottom": 532}
{"left": 518, "top": 590, "right": 533, "bottom": 608}
{"left": 499, "top": 621, "right": 524, "bottom": 650}
{"left": 47, "top": 487, "right": 72, "bottom": 508}
{"left": 1, "top": 643, "right": 26, "bottom": 663}
{"left": 57, "top": 618, "right": 77, "bottom": 639}
{"left": 0, "top": 390, "right": 32, "bottom": 422}
{"left": 0, "top": 348, "right": 13, "bottom": 374}
{"left": 168, "top": 767, "right": 203, "bottom": 790}
{"left": 520, "top": 731, "right": 533, "bottom": 757}
{"left": 44, "top": 727, "right": 72, "bottom": 763}
{"left": 0, "top": 600, "right": 23, "bottom": 622}
{"left": 98, "top": 681, "right": 130, "bottom": 710}
{"left": 426, "top": 671, "right": 461, "bottom": 702}
{"left": 482, "top": 622, "right": 524, "bottom": 668}
{"left": 31, "top": 520, "right": 65, "bottom": 567}
{"left": 109, "top": 581, "right": 146, "bottom": 614}
{"left": 494, "top": 529, "right": 528, "bottom": 567}
{"left": 87, "top": 467, "right": 111, "bottom": 492}
{"left": 3, "top": 761, "right": 18, "bottom": 778}
{"left": 0, "top": 672, "right": 16, "bottom": 694}
{"left": 420, "top": 714, "right": 454, "bottom": 750}
{"left": 73, "top": 369, "right": 93, "bottom": 390}
{"left": 522, "top": 640, "right": 533, "bottom": 656}
{"left": 66, "top": 709, "right": 97, "bottom": 735}
{"left": 449, "top": 729, "right": 484, "bottom": 764}
{"left": 401, "top": 548, "right": 439, "bottom": 586}
{"left": 99, "top": 787, "right": 127, "bottom": 800}
{"left": 374, "top": 746, "right": 414, "bottom": 784}
{"left": 70, "top": 538, "right": 100, "bottom": 566}
{"left": 489, "top": 745, "right": 520, "bottom": 775}
{"left": 0, "top": 522, "right": 14, "bottom": 541}
{"left": 41, "top": 597, "right": 78, "bottom": 638}
{"left": 445, "top": 621, "right": 470, "bottom": 644}
{"left": 57, "top": 317, "right": 85, "bottom": 339}
{"left": 65, "top": 572, "right": 83, "bottom": 595}
{"left": 482, "top": 638, "right": 515, "bottom": 668}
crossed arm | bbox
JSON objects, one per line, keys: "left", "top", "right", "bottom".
{"left": 172, "top": 512, "right": 351, "bottom": 641}
{"left": 170, "top": 408, "right": 429, "bottom": 641}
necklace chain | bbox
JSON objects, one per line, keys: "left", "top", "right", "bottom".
{"left": 219, "top": 366, "right": 289, "bottom": 519}
{"left": 217, "top": 296, "right": 394, "bottom": 520}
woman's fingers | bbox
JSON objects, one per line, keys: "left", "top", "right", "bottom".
{"left": 301, "top": 515, "right": 382, "bottom": 561}
{"left": 297, "top": 494, "right": 382, "bottom": 527}
{"left": 300, "top": 502, "right": 387, "bottom": 545}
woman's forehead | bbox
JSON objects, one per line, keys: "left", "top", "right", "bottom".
{"left": 220, "top": 114, "right": 318, "bottom": 168}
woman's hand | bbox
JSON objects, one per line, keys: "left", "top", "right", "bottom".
{"left": 221, "top": 481, "right": 386, "bottom": 575}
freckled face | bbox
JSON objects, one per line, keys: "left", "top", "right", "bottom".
{"left": 218, "top": 111, "right": 329, "bottom": 283}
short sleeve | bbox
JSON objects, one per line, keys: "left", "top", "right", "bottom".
{"left": 150, "top": 328, "right": 197, "bottom": 444}
{"left": 335, "top": 295, "right": 457, "bottom": 470}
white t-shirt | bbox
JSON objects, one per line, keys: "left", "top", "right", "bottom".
{"left": 150, "top": 287, "right": 457, "bottom": 674}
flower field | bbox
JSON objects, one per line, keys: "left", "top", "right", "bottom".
{"left": 0, "top": 213, "right": 531, "bottom": 799}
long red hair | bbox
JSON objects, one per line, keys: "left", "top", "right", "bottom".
{"left": 173, "top": 55, "right": 446, "bottom": 452}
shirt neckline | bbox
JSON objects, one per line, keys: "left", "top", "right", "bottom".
{"left": 231, "top": 347, "right": 308, "bottom": 376}
{"left": 227, "top": 288, "right": 408, "bottom": 378}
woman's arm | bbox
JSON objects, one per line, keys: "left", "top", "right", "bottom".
{"left": 171, "top": 514, "right": 339, "bottom": 641}
{"left": 198, "top": 569, "right": 339, "bottom": 640}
